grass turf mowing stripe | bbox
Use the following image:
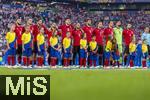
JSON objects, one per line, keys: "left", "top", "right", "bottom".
{"left": 0, "top": 67, "right": 150, "bottom": 100}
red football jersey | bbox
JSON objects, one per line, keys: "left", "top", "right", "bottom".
{"left": 93, "top": 28, "right": 104, "bottom": 45}
{"left": 123, "top": 29, "right": 134, "bottom": 46}
{"left": 29, "top": 24, "right": 34, "bottom": 34}
{"left": 47, "top": 30, "right": 52, "bottom": 46}
{"left": 32, "top": 24, "right": 48, "bottom": 42}
{"left": 104, "top": 27, "right": 114, "bottom": 43}
{"left": 47, "top": 30, "right": 60, "bottom": 46}
{"left": 72, "top": 29, "right": 82, "bottom": 46}
{"left": 82, "top": 25, "right": 93, "bottom": 43}
{"left": 59, "top": 24, "right": 74, "bottom": 40}
{"left": 14, "top": 25, "right": 25, "bottom": 45}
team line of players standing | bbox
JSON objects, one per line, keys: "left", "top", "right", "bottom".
{"left": 5, "top": 18, "right": 150, "bottom": 68}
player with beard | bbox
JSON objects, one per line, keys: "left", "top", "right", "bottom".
{"left": 104, "top": 21, "right": 114, "bottom": 43}
{"left": 93, "top": 21, "right": 104, "bottom": 67}
{"left": 82, "top": 19, "right": 94, "bottom": 43}
{"left": 59, "top": 18, "right": 74, "bottom": 65}
{"left": 26, "top": 18, "right": 34, "bottom": 33}
{"left": 104, "top": 21, "right": 114, "bottom": 66}
{"left": 59, "top": 18, "right": 74, "bottom": 40}
{"left": 15, "top": 18, "right": 25, "bottom": 65}
{"left": 32, "top": 18, "right": 48, "bottom": 66}
{"left": 123, "top": 23, "right": 135, "bottom": 66}
{"left": 25, "top": 18, "right": 35, "bottom": 65}
{"left": 72, "top": 23, "right": 83, "bottom": 67}
{"left": 113, "top": 20, "right": 123, "bottom": 65}
{"left": 82, "top": 19, "right": 94, "bottom": 67}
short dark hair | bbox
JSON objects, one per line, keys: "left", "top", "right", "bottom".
{"left": 109, "top": 20, "right": 113, "bottom": 23}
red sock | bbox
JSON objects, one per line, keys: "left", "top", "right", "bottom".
{"left": 63, "top": 59, "right": 67, "bottom": 66}
{"left": 37, "top": 57, "right": 43, "bottom": 66}
{"left": 67, "top": 59, "right": 70, "bottom": 66}
{"left": 89, "top": 60, "right": 92, "bottom": 67}
{"left": 130, "top": 60, "right": 134, "bottom": 67}
{"left": 142, "top": 60, "right": 146, "bottom": 68}
{"left": 18, "top": 56, "right": 21, "bottom": 64}
{"left": 8, "top": 56, "right": 11, "bottom": 65}
{"left": 37, "top": 57, "right": 40, "bottom": 66}
{"left": 40, "top": 57, "right": 43, "bottom": 67}
{"left": 30, "top": 59, "right": 32, "bottom": 65}
{"left": 80, "top": 58, "right": 83, "bottom": 67}
{"left": 12, "top": 56, "right": 15, "bottom": 66}
{"left": 23, "top": 57, "right": 27, "bottom": 66}
{"left": 83, "top": 59, "right": 86, "bottom": 67}
{"left": 53, "top": 59, "right": 57, "bottom": 66}
{"left": 104, "top": 59, "right": 109, "bottom": 67}
{"left": 94, "top": 60, "right": 96, "bottom": 67}
{"left": 51, "top": 58, "right": 55, "bottom": 66}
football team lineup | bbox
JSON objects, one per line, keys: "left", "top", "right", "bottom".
{"left": 3, "top": 19, "right": 150, "bottom": 69}
{"left": 0, "top": 0, "right": 150, "bottom": 100}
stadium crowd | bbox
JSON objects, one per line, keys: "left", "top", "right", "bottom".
{"left": 0, "top": 1, "right": 150, "bottom": 68}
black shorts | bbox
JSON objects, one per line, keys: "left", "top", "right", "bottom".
{"left": 124, "top": 45, "right": 129, "bottom": 55}
{"left": 17, "top": 45, "right": 22, "bottom": 55}
{"left": 47, "top": 46, "right": 51, "bottom": 54}
{"left": 73, "top": 46, "right": 80, "bottom": 54}
{"left": 98, "top": 45, "right": 103, "bottom": 55}
{"left": 87, "top": 42, "right": 90, "bottom": 52}
{"left": 33, "top": 42, "right": 38, "bottom": 53}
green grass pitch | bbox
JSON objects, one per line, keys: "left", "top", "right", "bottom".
{"left": 0, "top": 67, "right": 150, "bottom": 100}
